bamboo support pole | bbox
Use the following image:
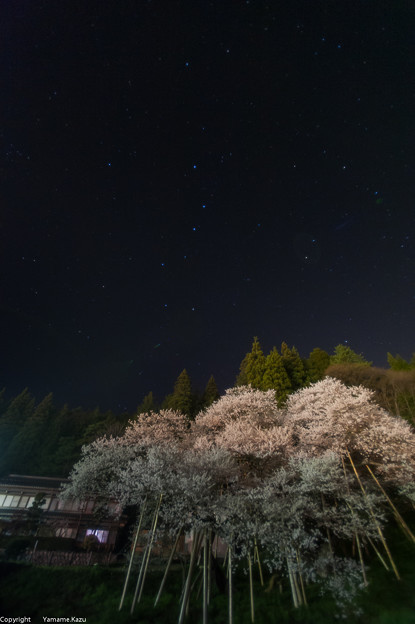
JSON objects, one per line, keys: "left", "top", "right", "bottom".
{"left": 207, "top": 530, "right": 212, "bottom": 605}
{"left": 119, "top": 498, "right": 147, "bottom": 611}
{"left": 292, "top": 570, "right": 302, "bottom": 606}
{"left": 223, "top": 545, "right": 229, "bottom": 572}
{"left": 248, "top": 552, "right": 255, "bottom": 623}
{"left": 296, "top": 550, "right": 308, "bottom": 606}
{"left": 178, "top": 531, "right": 202, "bottom": 624}
{"left": 228, "top": 545, "right": 233, "bottom": 624}
{"left": 289, "top": 571, "right": 299, "bottom": 608}
{"left": 366, "top": 464, "right": 415, "bottom": 543}
{"left": 131, "top": 494, "right": 163, "bottom": 614}
{"left": 137, "top": 494, "right": 162, "bottom": 605}
{"left": 355, "top": 531, "right": 368, "bottom": 587}
{"left": 154, "top": 526, "right": 183, "bottom": 607}
{"left": 321, "top": 494, "right": 334, "bottom": 557}
{"left": 346, "top": 451, "right": 400, "bottom": 580}
{"left": 286, "top": 557, "right": 299, "bottom": 608}
{"left": 345, "top": 497, "right": 368, "bottom": 587}
{"left": 203, "top": 531, "right": 208, "bottom": 624}
{"left": 130, "top": 533, "right": 151, "bottom": 612}
{"left": 254, "top": 538, "right": 264, "bottom": 586}
{"left": 367, "top": 535, "right": 390, "bottom": 571}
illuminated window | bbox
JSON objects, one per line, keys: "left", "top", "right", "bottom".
{"left": 85, "top": 529, "right": 109, "bottom": 543}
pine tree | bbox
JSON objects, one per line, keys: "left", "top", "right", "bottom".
{"left": 137, "top": 391, "right": 157, "bottom": 414}
{"left": 168, "top": 369, "right": 193, "bottom": 417}
{"left": 0, "top": 388, "right": 35, "bottom": 475}
{"left": 306, "top": 347, "right": 330, "bottom": 383}
{"left": 331, "top": 344, "right": 371, "bottom": 366}
{"left": 40, "top": 403, "right": 73, "bottom": 476}
{"left": 3, "top": 393, "right": 56, "bottom": 475}
{"left": 236, "top": 352, "right": 249, "bottom": 386}
{"left": 50, "top": 435, "right": 79, "bottom": 478}
{"left": 203, "top": 375, "right": 220, "bottom": 407}
{"left": 236, "top": 337, "right": 266, "bottom": 388}
{"left": 262, "top": 347, "right": 292, "bottom": 404}
{"left": 281, "top": 342, "right": 306, "bottom": 391}
{"left": 387, "top": 353, "right": 413, "bottom": 371}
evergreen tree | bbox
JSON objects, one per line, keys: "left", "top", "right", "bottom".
{"left": 54, "top": 403, "right": 72, "bottom": 437}
{"left": 3, "top": 393, "right": 56, "bottom": 475}
{"left": 331, "top": 344, "right": 371, "bottom": 366}
{"left": 203, "top": 375, "right": 220, "bottom": 407}
{"left": 137, "top": 391, "right": 157, "bottom": 414}
{"left": 167, "top": 369, "right": 193, "bottom": 417}
{"left": 70, "top": 406, "right": 103, "bottom": 444}
{"left": 76, "top": 407, "right": 125, "bottom": 447}
{"left": 262, "top": 347, "right": 292, "bottom": 404}
{"left": 36, "top": 405, "right": 67, "bottom": 475}
{"left": 387, "top": 352, "right": 413, "bottom": 371}
{"left": 41, "top": 403, "right": 72, "bottom": 472}
{"left": 0, "top": 388, "right": 35, "bottom": 475}
{"left": 161, "top": 393, "right": 174, "bottom": 410}
{"left": 306, "top": 347, "right": 330, "bottom": 383}
{"left": 236, "top": 353, "right": 249, "bottom": 386}
{"left": 49, "top": 435, "right": 79, "bottom": 478}
{"left": 281, "top": 342, "right": 306, "bottom": 390}
{"left": 236, "top": 337, "right": 266, "bottom": 388}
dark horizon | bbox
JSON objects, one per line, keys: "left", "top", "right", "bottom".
{"left": 0, "top": 338, "right": 403, "bottom": 414}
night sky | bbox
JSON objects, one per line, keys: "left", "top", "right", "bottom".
{"left": 2, "top": 1, "right": 415, "bottom": 412}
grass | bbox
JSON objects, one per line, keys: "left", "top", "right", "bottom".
{"left": 2, "top": 527, "right": 415, "bottom": 623}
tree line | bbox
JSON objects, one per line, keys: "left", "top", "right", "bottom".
{"left": 236, "top": 338, "right": 415, "bottom": 423}
{"left": 0, "top": 373, "right": 219, "bottom": 478}
{"left": 0, "top": 339, "right": 414, "bottom": 478}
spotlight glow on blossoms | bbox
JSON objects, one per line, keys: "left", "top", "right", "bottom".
{"left": 63, "top": 379, "right": 415, "bottom": 622}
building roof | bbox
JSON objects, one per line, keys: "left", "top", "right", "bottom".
{"left": 0, "top": 474, "right": 69, "bottom": 491}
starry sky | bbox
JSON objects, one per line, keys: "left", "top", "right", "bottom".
{"left": 1, "top": 0, "right": 415, "bottom": 412}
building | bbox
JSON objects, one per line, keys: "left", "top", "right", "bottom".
{"left": 0, "top": 475, "right": 228, "bottom": 564}
{"left": 0, "top": 474, "right": 125, "bottom": 549}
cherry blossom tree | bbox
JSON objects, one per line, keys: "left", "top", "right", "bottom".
{"left": 286, "top": 377, "right": 415, "bottom": 486}
{"left": 62, "top": 379, "right": 415, "bottom": 621}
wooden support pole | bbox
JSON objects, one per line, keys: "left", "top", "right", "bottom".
{"left": 154, "top": 525, "right": 182, "bottom": 607}
{"left": 118, "top": 498, "right": 147, "bottom": 611}
{"left": 248, "top": 552, "right": 255, "bottom": 622}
